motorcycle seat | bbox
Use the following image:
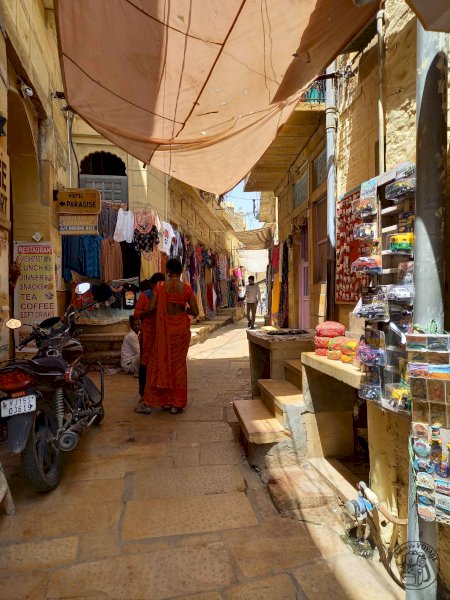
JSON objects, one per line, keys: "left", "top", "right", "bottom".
{"left": 31, "top": 356, "right": 67, "bottom": 374}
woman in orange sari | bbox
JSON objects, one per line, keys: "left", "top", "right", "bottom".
{"left": 140, "top": 258, "right": 198, "bottom": 414}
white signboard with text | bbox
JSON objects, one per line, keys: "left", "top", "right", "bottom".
{"left": 13, "top": 242, "right": 57, "bottom": 350}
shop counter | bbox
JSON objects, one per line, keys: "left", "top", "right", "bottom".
{"left": 247, "top": 329, "right": 315, "bottom": 396}
{"left": 301, "top": 352, "right": 364, "bottom": 389}
{"left": 300, "top": 351, "right": 365, "bottom": 459}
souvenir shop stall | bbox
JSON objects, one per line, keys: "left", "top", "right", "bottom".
{"left": 298, "top": 161, "right": 449, "bottom": 565}
{"left": 61, "top": 201, "right": 240, "bottom": 326}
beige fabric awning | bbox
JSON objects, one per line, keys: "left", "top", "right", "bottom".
{"left": 56, "top": 1, "right": 377, "bottom": 194}
{"left": 406, "top": 1, "right": 450, "bottom": 32}
{"left": 234, "top": 225, "right": 274, "bottom": 250}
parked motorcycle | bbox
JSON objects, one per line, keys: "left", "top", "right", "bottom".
{"left": 0, "top": 282, "right": 114, "bottom": 492}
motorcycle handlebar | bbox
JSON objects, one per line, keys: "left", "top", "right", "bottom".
{"left": 18, "top": 331, "right": 36, "bottom": 349}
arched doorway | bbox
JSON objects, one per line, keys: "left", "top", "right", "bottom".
{"left": 79, "top": 151, "right": 128, "bottom": 203}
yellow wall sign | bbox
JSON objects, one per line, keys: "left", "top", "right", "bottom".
{"left": 58, "top": 214, "right": 99, "bottom": 235}
{"left": 56, "top": 188, "right": 101, "bottom": 214}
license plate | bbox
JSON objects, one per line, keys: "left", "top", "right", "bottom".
{"left": 1, "top": 394, "right": 36, "bottom": 417}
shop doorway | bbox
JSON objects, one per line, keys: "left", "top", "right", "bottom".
{"left": 298, "top": 225, "right": 309, "bottom": 329}
{"left": 79, "top": 151, "right": 128, "bottom": 203}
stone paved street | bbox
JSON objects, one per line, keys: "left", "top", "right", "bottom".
{"left": 0, "top": 320, "right": 403, "bottom": 599}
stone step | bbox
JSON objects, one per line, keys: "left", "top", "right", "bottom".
{"left": 309, "top": 457, "right": 359, "bottom": 503}
{"left": 258, "top": 379, "right": 304, "bottom": 426}
{"left": 266, "top": 462, "right": 336, "bottom": 511}
{"left": 233, "top": 399, "right": 291, "bottom": 444}
{"left": 284, "top": 359, "right": 303, "bottom": 390}
{"left": 82, "top": 350, "right": 121, "bottom": 366}
{"left": 218, "top": 307, "right": 245, "bottom": 322}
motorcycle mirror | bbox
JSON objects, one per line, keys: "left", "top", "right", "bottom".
{"left": 92, "top": 283, "right": 114, "bottom": 303}
{"left": 5, "top": 318, "right": 22, "bottom": 330}
{"left": 75, "top": 282, "right": 91, "bottom": 295}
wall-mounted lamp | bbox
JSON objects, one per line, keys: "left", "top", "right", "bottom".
{"left": 19, "top": 82, "right": 33, "bottom": 98}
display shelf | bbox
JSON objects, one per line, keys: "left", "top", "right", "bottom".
{"left": 382, "top": 268, "right": 399, "bottom": 275}
{"left": 381, "top": 204, "right": 404, "bottom": 216}
{"left": 375, "top": 398, "right": 411, "bottom": 421}
{"left": 382, "top": 250, "right": 413, "bottom": 257}
{"left": 382, "top": 224, "right": 398, "bottom": 234}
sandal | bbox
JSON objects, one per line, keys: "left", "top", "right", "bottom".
{"left": 134, "top": 403, "right": 153, "bottom": 414}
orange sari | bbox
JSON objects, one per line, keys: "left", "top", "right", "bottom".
{"left": 134, "top": 291, "right": 155, "bottom": 366}
{"left": 143, "top": 282, "right": 193, "bottom": 408}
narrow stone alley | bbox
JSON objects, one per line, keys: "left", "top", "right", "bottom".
{"left": 0, "top": 321, "right": 402, "bottom": 599}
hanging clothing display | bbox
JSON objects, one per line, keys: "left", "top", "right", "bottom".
{"left": 100, "top": 238, "right": 123, "bottom": 282}
{"left": 62, "top": 235, "right": 102, "bottom": 281}
{"left": 278, "top": 241, "right": 289, "bottom": 328}
{"left": 120, "top": 241, "right": 141, "bottom": 278}
{"left": 161, "top": 221, "right": 175, "bottom": 256}
{"left": 134, "top": 209, "right": 161, "bottom": 252}
{"left": 140, "top": 250, "right": 161, "bottom": 281}
{"left": 114, "top": 208, "right": 135, "bottom": 243}
{"left": 98, "top": 203, "right": 118, "bottom": 238}
{"left": 271, "top": 244, "right": 280, "bottom": 268}
{"left": 122, "top": 283, "right": 139, "bottom": 310}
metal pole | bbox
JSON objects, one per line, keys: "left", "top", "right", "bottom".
{"left": 66, "top": 111, "right": 72, "bottom": 187}
{"left": 414, "top": 24, "right": 447, "bottom": 335}
{"left": 407, "top": 21, "right": 447, "bottom": 600}
{"left": 326, "top": 62, "right": 337, "bottom": 321}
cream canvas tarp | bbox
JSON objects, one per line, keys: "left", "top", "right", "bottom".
{"left": 406, "top": 0, "right": 450, "bottom": 33}
{"left": 56, "top": 0, "right": 377, "bottom": 194}
{"left": 234, "top": 225, "right": 274, "bottom": 250}
{"left": 238, "top": 249, "right": 269, "bottom": 274}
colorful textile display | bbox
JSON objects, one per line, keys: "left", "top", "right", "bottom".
{"left": 314, "top": 336, "right": 332, "bottom": 349}
{"left": 316, "top": 321, "right": 346, "bottom": 338}
{"left": 315, "top": 347, "right": 328, "bottom": 357}
{"left": 327, "top": 336, "right": 349, "bottom": 360}
{"left": 341, "top": 339, "right": 358, "bottom": 364}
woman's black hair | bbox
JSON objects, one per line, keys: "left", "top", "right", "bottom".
{"left": 150, "top": 272, "right": 165, "bottom": 284}
{"left": 166, "top": 258, "right": 183, "bottom": 275}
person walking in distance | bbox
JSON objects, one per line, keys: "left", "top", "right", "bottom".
{"left": 246, "top": 276, "right": 261, "bottom": 329}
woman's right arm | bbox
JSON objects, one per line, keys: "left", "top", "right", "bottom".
{"left": 187, "top": 287, "right": 199, "bottom": 317}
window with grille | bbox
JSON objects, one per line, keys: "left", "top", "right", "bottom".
{"left": 315, "top": 196, "right": 328, "bottom": 283}
{"left": 313, "top": 147, "right": 327, "bottom": 190}
{"left": 293, "top": 171, "right": 308, "bottom": 208}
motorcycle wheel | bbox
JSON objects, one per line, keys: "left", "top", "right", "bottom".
{"left": 22, "top": 403, "right": 62, "bottom": 492}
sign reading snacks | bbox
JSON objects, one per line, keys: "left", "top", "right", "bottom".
{"left": 56, "top": 188, "right": 101, "bottom": 215}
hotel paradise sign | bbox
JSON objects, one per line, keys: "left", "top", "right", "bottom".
{"left": 56, "top": 188, "right": 101, "bottom": 215}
